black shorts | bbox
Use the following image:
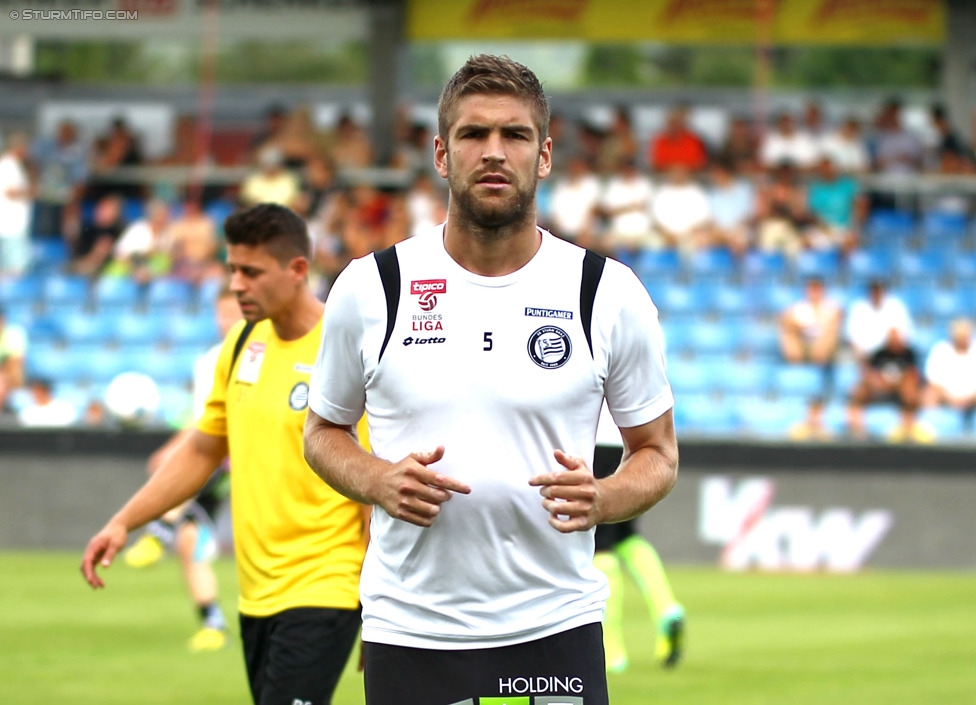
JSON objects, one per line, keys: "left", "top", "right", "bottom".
{"left": 240, "top": 606, "right": 362, "bottom": 705}
{"left": 592, "top": 444, "right": 637, "bottom": 552}
{"left": 194, "top": 469, "right": 229, "bottom": 521}
{"left": 363, "top": 623, "right": 608, "bottom": 705}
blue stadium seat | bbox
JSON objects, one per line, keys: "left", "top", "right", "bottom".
{"left": 864, "top": 209, "right": 915, "bottom": 241}
{"left": 846, "top": 249, "right": 892, "bottom": 284}
{"left": 666, "top": 359, "right": 716, "bottom": 395}
{"left": 706, "top": 282, "right": 751, "bottom": 317}
{"left": 25, "top": 343, "right": 64, "bottom": 381}
{"left": 206, "top": 200, "right": 236, "bottom": 234}
{"left": 771, "top": 364, "right": 828, "bottom": 400}
{"left": 26, "top": 315, "right": 63, "bottom": 344}
{"left": 634, "top": 249, "right": 681, "bottom": 280}
{"left": 116, "top": 311, "right": 167, "bottom": 346}
{"left": 921, "top": 211, "right": 968, "bottom": 241}
{"left": 92, "top": 276, "right": 143, "bottom": 313}
{"left": 684, "top": 247, "right": 736, "bottom": 279}
{"left": 146, "top": 277, "right": 193, "bottom": 311}
{"left": 737, "top": 320, "right": 780, "bottom": 359}
{"left": 863, "top": 405, "right": 902, "bottom": 438}
{"left": 686, "top": 319, "right": 739, "bottom": 355}
{"left": 749, "top": 282, "right": 798, "bottom": 317}
{"left": 742, "top": 250, "right": 788, "bottom": 281}
{"left": 714, "top": 360, "right": 772, "bottom": 395}
{"left": 165, "top": 313, "right": 220, "bottom": 347}
{"left": 902, "top": 285, "right": 971, "bottom": 322}
{"left": 794, "top": 249, "right": 842, "bottom": 280}
{"left": 42, "top": 273, "right": 90, "bottom": 309}
{"left": 653, "top": 282, "right": 703, "bottom": 317}
{"left": 60, "top": 312, "right": 116, "bottom": 345}
{"left": 30, "top": 239, "right": 70, "bottom": 274}
{"left": 122, "top": 198, "right": 146, "bottom": 224}
{"left": 917, "top": 407, "right": 968, "bottom": 441}
{"left": 947, "top": 251, "right": 976, "bottom": 283}
{"left": 895, "top": 250, "right": 947, "bottom": 284}
{"left": 673, "top": 393, "right": 738, "bottom": 435}
{"left": 0, "top": 273, "right": 42, "bottom": 305}
{"left": 831, "top": 362, "right": 861, "bottom": 400}
{"left": 734, "top": 395, "right": 808, "bottom": 437}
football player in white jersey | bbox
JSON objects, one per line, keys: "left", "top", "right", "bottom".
{"left": 304, "top": 54, "right": 679, "bottom": 705}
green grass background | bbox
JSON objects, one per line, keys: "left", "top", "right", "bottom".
{"left": 2, "top": 552, "right": 974, "bottom": 704}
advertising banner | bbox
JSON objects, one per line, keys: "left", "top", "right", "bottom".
{"left": 408, "top": 0, "right": 945, "bottom": 45}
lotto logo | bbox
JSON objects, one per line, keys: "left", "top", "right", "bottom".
{"left": 411, "top": 279, "right": 447, "bottom": 295}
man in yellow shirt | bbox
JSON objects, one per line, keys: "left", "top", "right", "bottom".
{"left": 81, "top": 203, "right": 367, "bottom": 705}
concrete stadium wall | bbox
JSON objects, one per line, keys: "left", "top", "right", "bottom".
{"left": 2, "top": 431, "right": 975, "bottom": 570}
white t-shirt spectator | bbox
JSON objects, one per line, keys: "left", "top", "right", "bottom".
{"left": 0, "top": 153, "right": 31, "bottom": 239}
{"left": 760, "top": 130, "right": 821, "bottom": 169}
{"left": 819, "top": 131, "right": 869, "bottom": 174}
{"left": 550, "top": 173, "right": 601, "bottom": 241}
{"left": 845, "top": 294, "right": 914, "bottom": 357}
{"left": 651, "top": 182, "right": 711, "bottom": 236}
{"left": 18, "top": 398, "right": 79, "bottom": 427}
{"left": 924, "top": 340, "right": 976, "bottom": 399}
{"left": 600, "top": 173, "right": 654, "bottom": 247}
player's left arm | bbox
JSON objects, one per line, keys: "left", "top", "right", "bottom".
{"left": 530, "top": 408, "right": 678, "bottom": 533}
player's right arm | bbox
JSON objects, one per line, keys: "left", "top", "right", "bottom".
{"left": 80, "top": 428, "right": 228, "bottom": 589}
{"left": 303, "top": 411, "right": 469, "bottom": 528}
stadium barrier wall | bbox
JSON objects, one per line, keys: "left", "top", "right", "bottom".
{"left": 2, "top": 430, "right": 974, "bottom": 570}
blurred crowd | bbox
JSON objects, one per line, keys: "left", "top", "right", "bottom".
{"left": 1, "top": 95, "right": 975, "bottom": 436}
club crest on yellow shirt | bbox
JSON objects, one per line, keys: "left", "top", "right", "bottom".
{"left": 289, "top": 381, "right": 309, "bottom": 411}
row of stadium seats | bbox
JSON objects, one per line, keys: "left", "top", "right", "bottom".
{"left": 26, "top": 342, "right": 207, "bottom": 386}
{"left": 0, "top": 274, "right": 221, "bottom": 314}
{"left": 673, "top": 395, "right": 971, "bottom": 440}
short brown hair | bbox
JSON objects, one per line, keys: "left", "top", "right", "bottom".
{"left": 437, "top": 54, "right": 550, "bottom": 145}
{"left": 223, "top": 203, "right": 310, "bottom": 264}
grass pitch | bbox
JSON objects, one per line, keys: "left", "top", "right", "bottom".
{"left": 2, "top": 552, "right": 974, "bottom": 704}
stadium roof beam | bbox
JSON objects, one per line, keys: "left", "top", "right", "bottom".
{"left": 367, "top": 0, "right": 407, "bottom": 167}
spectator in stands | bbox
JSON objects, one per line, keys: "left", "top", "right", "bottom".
{"left": 0, "top": 306, "right": 28, "bottom": 413}
{"left": 167, "top": 198, "right": 223, "bottom": 285}
{"left": 649, "top": 164, "right": 711, "bottom": 254}
{"left": 754, "top": 162, "right": 817, "bottom": 258}
{"left": 70, "top": 194, "right": 126, "bottom": 277}
{"left": 801, "top": 99, "right": 828, "bottom": 141}
{"left": 392, "top": 121, "right": 436, "bottom": 180}
{"left": 405, "top": 171, "right": 447, "bottom": 239}
{"left": 704, "top": 158, "right": 756, "bottom": 255}
{"left": 249, "top": 103, "right": 289, "bottom": 158}
{"left": 922, "top": 318, "right": 976, "bottom": 430}
{"left": 648, "top": 104, "right": 709, "bottom": 174}
{"left": 93, "top": 117, "right": 144, "bottom": 170}
{"left": 844, "top": 279, "right": 914, "bottom": 362}
{"left": 548, "top": 154, "right": 601, "bottom": 246}
{"left": 759, "top": 111, "right": 820, "bottom": 171}
{"left": 17, "top": 377, "right": 78, "bottom": 428}
{"left": 276, "top": 105, "right": 328, "bottom": 171}
{"left": 31, "top": 119, "right": 89, "bottom": 240}
{"left": 239, "top": 144, "right": 301, "bottom": 210}
{"left": 780, "top": 276, "right": 843, "bottom": 440}
{"left": 294, "top": 155, "right": 340, "bottom": 222}
{"left": 0, "top": 131, "right": 34, "bottom": 277}
{"left": 780, "top": 276, "right": 843, "bottom": 371}
{"left": 598, "top": 156, "right": 655, "bottom": 254}
{"left": 108, "top": 198, "right": 173, "bottom": 283}
{"left": 546, "top": 112, "right": 581, "bottom": 178}
{"left": 928, "top": 104, "right": 975, "bottom": 170}
{"left": 805, "top": 155, "right": 867, "bottom": 253}
{"left": 846, "top": 327, "right": 925, "bottom": 442}
{"left": 598, "top": 106, "right": 640, "bottom": 176}
{"left": 717, "top": 115, "right": 761, "bottom": 175}
{"left": 328, "top": 112, "right": 373, "bottom": 169}
{"left": 871, "top": 98, "right": 924, "bottom": 175}
{"left": 819, "top": 116, "right": 870, "bottom": 175}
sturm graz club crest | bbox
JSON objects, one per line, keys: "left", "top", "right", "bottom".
{"left": 527, "top": 325, "right": 572, "bottom": 369}
{"left": 289, "top": 381, "right": 309, "bottom": 410}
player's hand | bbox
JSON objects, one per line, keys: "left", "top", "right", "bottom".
{"left": 529, "top": 450, "right": 602, "bottom": 533}
{"left": 80, "top": 521, "right": 128, "bottom": 589}
{"left": 379, "top": 446, "right": 471, "bottom": 528}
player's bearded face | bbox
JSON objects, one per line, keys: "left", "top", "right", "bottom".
{"left": 445, "top": 151, "right": 540, "bottom": 231}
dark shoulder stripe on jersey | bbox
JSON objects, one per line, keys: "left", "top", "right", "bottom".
{"left": 580, "top": 249, "right": 606, "bottom": 358}
{"left": 374, "top": 245, "right": 401, "bottom": 363}
{"left": 229, "top": 321, "right": 256, "bottom": 382}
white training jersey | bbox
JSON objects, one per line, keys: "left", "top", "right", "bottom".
{"left": 309, "top": 226, "right": 673, "bottom": 649}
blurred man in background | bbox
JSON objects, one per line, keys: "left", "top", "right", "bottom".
{"left": 923, "top": 318, "right": 976, "bottom": 430}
